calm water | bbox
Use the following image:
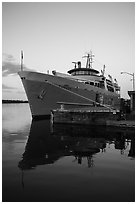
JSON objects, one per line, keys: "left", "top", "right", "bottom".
{"left": 2, "top": 104, "right": 135, "bottom": 202}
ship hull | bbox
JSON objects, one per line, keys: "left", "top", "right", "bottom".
{"left": 18, "top": 71, "right": 120, "bottom": 119}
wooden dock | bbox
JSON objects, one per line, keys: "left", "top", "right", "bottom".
{"left": 51, "top": 102, "right": 135, "bottom": 129}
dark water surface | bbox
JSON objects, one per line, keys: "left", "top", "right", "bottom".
{"left": 2, "top": 104, "right": 135, "bottom": 202}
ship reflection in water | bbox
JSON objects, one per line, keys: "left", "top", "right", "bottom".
{"left": 17, "top": 119, "right": 135, "bottom": 202}
{"left": 3, "top": 106, "right": 135, "bottom": 202}
{"left": 18, "top": 120, "right": 134, "bottom": 171}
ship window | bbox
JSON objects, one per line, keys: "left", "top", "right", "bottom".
{"left": 21, "top": 77, "right": 26, "bottom": 80}
{"left": 107, "top": 85, "right": 114, "bottom": 92}
{"left": 85, "top": 81, "right": 89, "bottom": 85}
{"left": 95, "top": 82, "right": 99, "bottom": 87}
{"left": 84, "top": 71, "right": 88, "bottom": 75}
{"left": 106, "top": 80, "right": 113, "bottom": 86}
{"left": 90, "top": 82, "right": 94, "bottom": 86}
{"left": 77, "top": 71, "right": 80, "bottom": 75}
{"left": 78, "top": 71, "right": 84, "bottom": 75}
{"left": 115, "top": 87, "right": 120, "bottom": 91}
{"left": 114, "top": 83, "right": 118, "bottom": 88}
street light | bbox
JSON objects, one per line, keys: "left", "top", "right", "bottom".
{"left": 121, "top": 71, "right": 135, "bottom": 91}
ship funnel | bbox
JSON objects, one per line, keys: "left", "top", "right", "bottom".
{"left": 78, "top": 61, "right": 81, "bottom": 68}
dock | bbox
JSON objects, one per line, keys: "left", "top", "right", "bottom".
{"left": 51, "top": 102, "right": 135, "bottom": 129}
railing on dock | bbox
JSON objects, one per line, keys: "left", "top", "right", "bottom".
{"left": 56, "top": 101, "right": 118, "bottom": 113}
{"left": 51, "top": 101, "right": 119, "bottom": 125}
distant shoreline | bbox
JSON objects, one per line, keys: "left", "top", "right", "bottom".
{"left": 2, "top": 100, "right": 28, "bottom": 104}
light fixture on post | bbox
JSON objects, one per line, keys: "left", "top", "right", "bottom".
{"left": 121, "top": 71, "right": 135, "bottom": 91}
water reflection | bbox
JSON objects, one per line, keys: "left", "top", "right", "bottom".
{"left": 18, "top": 119, "right": 135, "bottom": 170}
{"left": 3, "top": 104, "right": 135, "bottom": 202}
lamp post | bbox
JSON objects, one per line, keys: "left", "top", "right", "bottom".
{"left": 121, "top": 72, "right": 135, "bottom": 91}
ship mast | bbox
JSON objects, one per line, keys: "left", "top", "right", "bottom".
{"left": 83, "top": 51, "right": 94, "bottom": 69}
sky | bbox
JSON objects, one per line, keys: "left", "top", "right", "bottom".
{"left": 2, "top": 2, "right": 135, "bottom": 100}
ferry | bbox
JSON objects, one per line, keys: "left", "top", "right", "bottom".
{"left": 18, "top": 51, "right": 120, "bottom": 119}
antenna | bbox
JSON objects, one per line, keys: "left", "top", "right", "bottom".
{"left": 72, "top": 62, "right": 78, "bottom": 69}
{"left": 83, "top": 51, "right": 94, "bottom": 69}
{"left": 89, "top": 51, "right": 95, "bottom": 69}
{"left": 101, "top": 65, "right": 106, "bottom": 76}
{"left": 21, "top": 50, "right": 23, "bottom": 71}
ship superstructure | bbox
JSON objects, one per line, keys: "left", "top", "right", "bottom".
{"left": 18, "top": 51, "right": 120, "bottom": 119}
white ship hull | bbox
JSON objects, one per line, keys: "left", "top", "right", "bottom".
{"left": 18, "top": 71, "right": 120, "bottom": 119}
